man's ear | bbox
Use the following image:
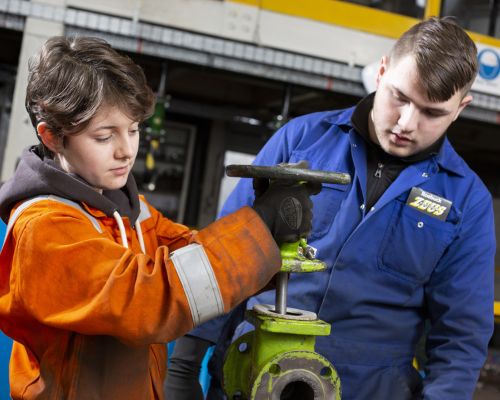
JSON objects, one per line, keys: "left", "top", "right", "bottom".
{"left": 375, "top": 55, "right": 389, "bottom": 88}
{"left": 36, "top": 122, "right": 62, "bottom": 153}
{"left": 452, "top": 94, "right": 473, "bottom": 121}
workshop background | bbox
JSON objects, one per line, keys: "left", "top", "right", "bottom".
{"left": 0, "top": 0, "right": 499, "bottom": 398}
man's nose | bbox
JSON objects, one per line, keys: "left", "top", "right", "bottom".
{"left": 398, "top": 103, "right": 418, "bottom": 133}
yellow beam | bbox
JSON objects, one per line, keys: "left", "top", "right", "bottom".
{"left": 468, "top": 31, "right": 500, "bottom": 48}
{"left": 424, "top": 0, "right": 442, "bottom": 19}
{"left": 228, "top": 0, "right": 500, "bottom": 50}
{"left": 229, "top": 0, "right": 260, "bottom": 6}
{"left": 229, "top": 0, "right": 418, "bottom": 39}
{"left": 495, "top": 301, "right": 500, "bottom": 317}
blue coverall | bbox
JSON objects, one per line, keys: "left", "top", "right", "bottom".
{"left": 192, "top": 106, "right": 496, "bottom": 399}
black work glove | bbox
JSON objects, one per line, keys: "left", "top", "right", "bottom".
{"left": 252, "top": 165, "right": 321, "bottom": 244}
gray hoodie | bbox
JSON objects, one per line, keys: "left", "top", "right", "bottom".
{"left": 0, "top": 145, "right": 141, "bottom": 224}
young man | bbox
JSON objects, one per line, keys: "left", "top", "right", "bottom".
{"left": 167, "top": 17, "right": 496, "bottom": 399}
{"left": 0, "top": 36, "right": 318, "bottom": 399}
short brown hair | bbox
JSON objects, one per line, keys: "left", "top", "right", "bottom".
{"left": 26, "top": 36, "right": 155, "bottom": 141}
{"left": 390, "top": 17, "right": 478, "bottom": 102}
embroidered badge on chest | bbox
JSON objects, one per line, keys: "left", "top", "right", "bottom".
{"left": 406, "top": 187, "right": 452, "bottom": 221}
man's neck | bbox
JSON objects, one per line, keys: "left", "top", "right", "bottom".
{"left": 367, "top": 109, "right": 378, "bottom": 146}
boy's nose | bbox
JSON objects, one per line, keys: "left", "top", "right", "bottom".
{"left": 397, "top": 104, "right": 418, "bottom": 133}
{"left": 116, "top": 135, "right": 136, "bottom": 159}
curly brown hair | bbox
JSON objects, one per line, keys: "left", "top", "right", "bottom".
{"left": 26, "top": 36, "right": 155, "bottom": 153}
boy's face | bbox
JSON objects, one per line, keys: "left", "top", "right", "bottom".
{"left": 56, "top": 104, "right": 140, "bottom": 192}
{"left": 370, "top": 54, "right": 472, "bottom": 158}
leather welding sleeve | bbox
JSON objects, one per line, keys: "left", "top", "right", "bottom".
{"left": 3, "top": 201, "right": 281, "bottom": 347}
{"left": 163, "top": 335, "right": 212, "bottom": 400}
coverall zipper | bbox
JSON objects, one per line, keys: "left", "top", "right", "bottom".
{"left": 374, "top": 163, "right": 384, "bottom": 178}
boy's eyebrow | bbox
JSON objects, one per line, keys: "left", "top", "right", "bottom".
{"left": 94, "top": 125, "right": 116, "bottom": 131}
{"left": 392, "top": 85, "right": 451, "bottom": 115}
{"left": 94, "top": 123, "right": 139, "bottom": 131}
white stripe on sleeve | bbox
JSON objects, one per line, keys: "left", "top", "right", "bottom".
{"left": 170, "top": 243, "right": 224, "bottom": 326}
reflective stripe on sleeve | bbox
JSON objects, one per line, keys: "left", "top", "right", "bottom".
{"left": 170, "top": 243, "right": 224, "bottom": 326}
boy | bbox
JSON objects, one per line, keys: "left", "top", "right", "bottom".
{"left": 0, "top": 36, "right": 317, "bottom": 399}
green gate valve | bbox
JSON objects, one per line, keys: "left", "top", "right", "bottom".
{"left": 223, "top": 309, "right": 341, "bottom": 400}
{"left": 222, "top": 164, "right": 349, "bottom": 400}
{"left": 276, "top": 239, "right": 326, "bottom": 317}
{"left": 280, "top": 239, "right": 326, "bottom": 273}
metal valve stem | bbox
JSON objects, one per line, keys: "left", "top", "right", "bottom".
{"left": 275, "top": 272, "right": 289, "bottom": 315}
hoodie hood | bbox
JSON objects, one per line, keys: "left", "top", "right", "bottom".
{"left": 0, "top": 145, "right": 141, "bottom": 224}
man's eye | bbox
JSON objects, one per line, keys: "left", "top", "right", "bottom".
{"left": 95, "top": 136, "right": 112, "bottom": 143}
{"left": 129, "top": 129, "right": 140, "bottom": 136}
{"left": 393, "top": 93, "right": 405, "bottom": 103}
{"left": 424, "top": 110, "right": 441, "bottom": 118}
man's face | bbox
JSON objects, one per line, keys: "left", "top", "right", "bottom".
{"left": 56, "top": 104, "right": 140, "bottom": 192}
{"left": 370, "top": 54, "right": 471, "bottom": 158}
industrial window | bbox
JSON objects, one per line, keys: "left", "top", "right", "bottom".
{"left": 339, "top": 0, "right": 426, "bottom": 18}
{"left": 442, "top": 0, "right": 500, "bottom": 37}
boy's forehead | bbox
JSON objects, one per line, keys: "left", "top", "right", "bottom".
{"left": 98, "top": 102, "right": 138, "bottom": 119}
{"left": 89, "top": 104, "right": 138, "bottom": 127}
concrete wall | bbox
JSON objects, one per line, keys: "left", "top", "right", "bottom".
{"left": 1, "top": 0, "right": 64, "bottom": 181}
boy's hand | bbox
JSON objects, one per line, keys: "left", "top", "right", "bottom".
{"left": 252, "top": 178, "right": 321, "bottom": 245}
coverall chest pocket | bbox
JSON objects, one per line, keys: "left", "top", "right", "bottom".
{"left": 287, "top": 151, "right": 350, "bottom": 241}
{"left": 309, "top": 182, "right": 348, "bottom": 240}
{"left": 378, "top": 200, "right": 460, "bottom": 284}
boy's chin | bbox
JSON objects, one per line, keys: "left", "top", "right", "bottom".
{"left": 95, "top": 178, "right": 129, "bottom": 192}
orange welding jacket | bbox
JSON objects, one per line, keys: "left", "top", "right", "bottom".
{"left": 0, "top": 194, "right": 280, "bottom": 399}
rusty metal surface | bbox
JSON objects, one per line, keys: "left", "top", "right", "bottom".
{"left": 226, "top": 164, "right": 351, "bottom": 185}
{"left": 251, "top": 351, "right": 341, "bottom": 399}
{"left": 253, "top": 304, "right": 318, "bottom": 321}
